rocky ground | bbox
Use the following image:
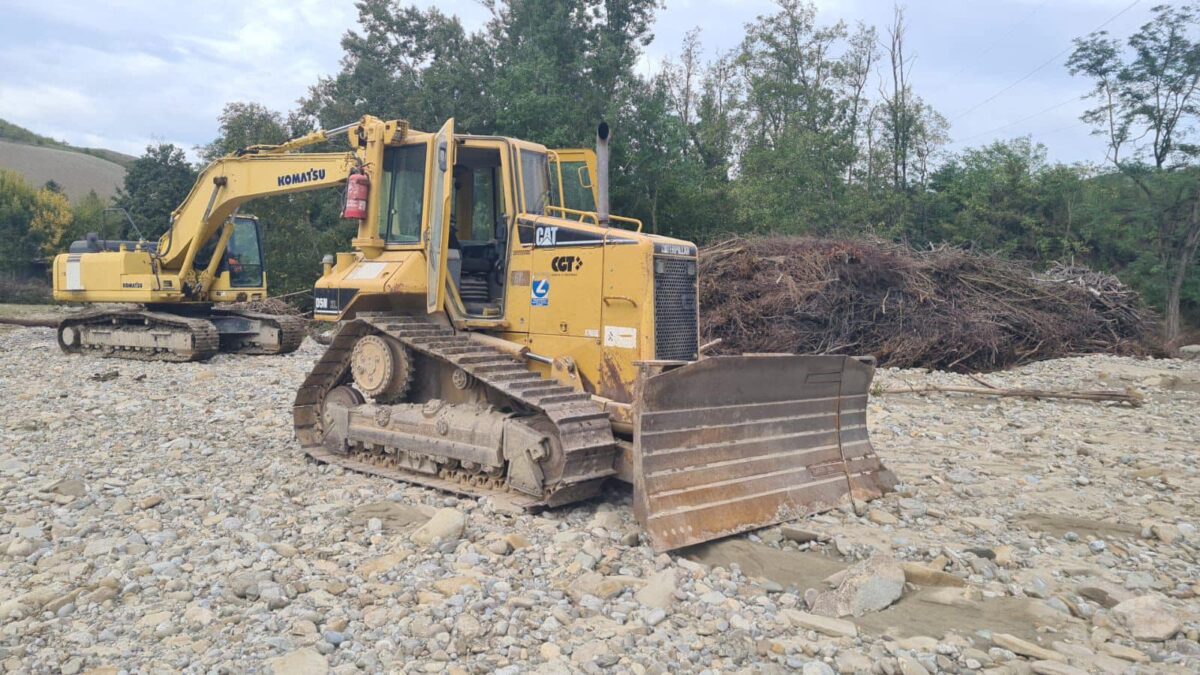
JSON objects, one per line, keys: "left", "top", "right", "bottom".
{"left": 0, "top": 323, "right": 1197, "bottom": 674}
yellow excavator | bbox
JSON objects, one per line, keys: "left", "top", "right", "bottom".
{"left": 293, "top": 117, "right": 896, "bottom": 551}
{"left": 47, "top": 122, "right": 385, "bottom": 361}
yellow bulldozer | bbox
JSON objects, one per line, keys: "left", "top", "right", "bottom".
{"left": 47, "top": 123, "right": 382, "bottom": 360}
{"left": 291, "top": 116, "right": 897, "bottom": 551}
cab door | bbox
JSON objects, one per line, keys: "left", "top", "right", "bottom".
{"left": 426, "top": 118, "right": 457, "bottom": 313}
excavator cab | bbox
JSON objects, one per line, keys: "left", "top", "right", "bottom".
{"left": 194, "top": 215, "right": 266, "bottom": 296}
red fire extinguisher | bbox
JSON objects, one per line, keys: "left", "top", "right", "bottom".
{"left": 342, "top": 172, "right": 369, "bottom": 220}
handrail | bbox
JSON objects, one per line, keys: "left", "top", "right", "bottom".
{"left": 544, "top": 205, "right": 643, "bottom": 232}
{"left": 545, "top": 205, "right": 598, "bottom": 225}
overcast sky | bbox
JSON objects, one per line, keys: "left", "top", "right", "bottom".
{"left": 0, "top": 0, "right": 1153, "bottom": 165}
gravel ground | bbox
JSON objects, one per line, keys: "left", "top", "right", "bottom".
{"left": 0, "top": 325, "right": 1197, "bottom": 674}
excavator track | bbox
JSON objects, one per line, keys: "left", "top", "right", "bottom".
{"left": 294, "top": 313, "right": 618, "bottom": 508}
{"left": 212, "top": 309, "right": 306, "bottom": 355}
{"left": 57, "top": 309, "right": 220, "bottom": 362}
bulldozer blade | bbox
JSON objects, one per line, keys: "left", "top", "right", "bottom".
{"left": 631, "top": 354, "right": 897, "bottom": 552}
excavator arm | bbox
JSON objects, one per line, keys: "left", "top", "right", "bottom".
{"left": 156, "top": 152, "right": 359, "bottom": 293}
{"left": 54, "top": 115, "right": 407, "bottom": 305}
{"left": 156, "top": 115, "right": 409, "bottom": 294}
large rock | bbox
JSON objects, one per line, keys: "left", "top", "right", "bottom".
{"left": 1178, "top": 344, "right": 1200, "bottom": 360}
{"left": 1110, "top": 595, "right": 1180, "bottom": 642}
{"left": 782, "top": 610, "right": 857, "bottom": 638}
{"left": 267, "top": 648, "right": 328, "bottom": 675}
{"left": 410, "top": 508, "right": 466, "bottom": 548}
{"left": 992, "top": 634, "right": 1066, "bottom": 662}
{"left": 634, "top": 569, "right": 677, "bottom": 611}
{"left": 810, "top": 553, "right": 905, "bottom": 617}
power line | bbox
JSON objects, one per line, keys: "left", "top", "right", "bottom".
{"left": 951, "top": 0, "right": 1143, "bottom": 122}
{"left": 1031, "top": 120, "right": 1090, "bottom": 137}
{"left": 955, "top": 95, "right": 1080, "bottom": 144}
{"left": 944, "top": 0, "right": 1052, "bottom": 83}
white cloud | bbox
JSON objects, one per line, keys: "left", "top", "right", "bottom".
{"left": 0, "top": 84, "right": 96, "bottom": 122}
{"left": 0, "top": 0, "right": 1159, "bottom": 165}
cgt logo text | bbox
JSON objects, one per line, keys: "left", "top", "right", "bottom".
{"left": 550, "top": 255, "right": 582, "bottom": 273}
{"left": 277, "top": 168, "right": 328, "bottom": 187}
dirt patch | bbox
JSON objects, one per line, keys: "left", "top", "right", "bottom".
{"left": 687, "top": 539, "right": 1069, "bottom": 644}
{"left": 1015, "top": 512, "right": 1141, "bottom": 540}
{"left": 348, "top": 501, "right": 432, "bottom": 531}
{"left": 685, "top": 539, "right": 845, "bottom": 590}
{"left": 856, "top": 589, "right": 1064, "bottom": 643}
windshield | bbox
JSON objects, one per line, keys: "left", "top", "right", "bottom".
{"left": 225, "top": 217, "right": 264, "bottom": 288}
{"left": 520, "top": 150, "right": 550, "bottom": 215}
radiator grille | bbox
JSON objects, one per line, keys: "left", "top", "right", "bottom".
{"left": 653, "top": 257, "right": 699, "bottom": 361}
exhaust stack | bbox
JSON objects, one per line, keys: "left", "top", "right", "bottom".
{"left": 596, "top": 122, "right": 610, "bottom": 227}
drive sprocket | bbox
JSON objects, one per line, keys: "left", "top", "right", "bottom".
{"left": 350, "top": 334, "right": 413, "bottom": 402}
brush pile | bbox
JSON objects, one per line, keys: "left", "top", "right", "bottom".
{"left": 699, "top": 237, "right": 1161, "bottom": 372}
{"left": 224, "top": 297, "right": 304, "bottom": 316}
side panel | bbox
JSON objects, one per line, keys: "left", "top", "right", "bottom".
{"left": 426, "top": 118, "right": 456, "bottom": 313}
{"left": 530, "top": 240, "right": 605, "bottom": 339}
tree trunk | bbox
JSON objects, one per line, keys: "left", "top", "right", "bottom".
{"left": 1164, "top": 187, "right": 1200, "bottom": 346}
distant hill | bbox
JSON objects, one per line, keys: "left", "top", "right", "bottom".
{"left": 0, "top": 119, "right": 136, "bottom": 167}
{"left": 0, "top": 119, "right": 131, "bottom": 202}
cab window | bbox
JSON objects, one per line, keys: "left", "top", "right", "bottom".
{"left": 520, "top": 151, "right": 549, "bottom": 215}
{"left": 552, "top": 160, "right": 595, "bottom": 212}
{"left": 225, "top": 217, "right": 264, "bottom": 288}
{"left": 471, "top": 168, "right": 500, "bottom": 241}
{"left": 379, "top": 144, "right": 427, "bottom": 243}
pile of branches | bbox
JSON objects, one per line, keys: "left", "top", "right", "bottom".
{"left": 699, "top": 236, "right": 1162, "bottom": 372}
{"left": 224, "top": 297, "right": 304, "bottom": 316}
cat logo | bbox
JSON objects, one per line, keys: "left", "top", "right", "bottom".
{"left": 550, "top": 255, "right": 582, "bottom": 273}
{"left": 535, "top": 226, "right": 559, "bottom": 246}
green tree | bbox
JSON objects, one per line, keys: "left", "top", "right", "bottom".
{"left": 1069, "top": 1, "right": 1200, "bottom": 343}
{"left": 0, "top": 170, "right": 74, "bottom": 274}
{"left": 68, "top": 190, "right": 109, "bottom": 243}
{"left": 201, "top": 103, "right": 291, "bottom": 162}
{"left": 114, "top": 144, "right": 198, "bottom": 240}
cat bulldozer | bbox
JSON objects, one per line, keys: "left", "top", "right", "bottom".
{"left": 295, "top": 117, "right": 896, "bottom": 551}
{"left": 46, "top": 121, "right": 387, "bottom": 360}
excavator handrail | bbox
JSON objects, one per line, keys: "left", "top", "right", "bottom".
{"left": 544, "top": 205, "right": 643, "bottom": 232}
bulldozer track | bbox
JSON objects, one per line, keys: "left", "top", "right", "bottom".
{"left": 57, "top": 310, "right": 220, "bottom": 362}
{"left": 293, "top": 313, "right": 618, "bottom": 508}
{"left": 215, "top": 309, "right": 306, "bottom": 355}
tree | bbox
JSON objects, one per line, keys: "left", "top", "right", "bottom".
{"left": 201, "top": 103, "right": 291, "bottom": 162}
{"left": 68, "top": 190, "right": 109, "bottom": 243}
{"left": 1069, "top": 2, "right": 1200, "bottom": 343}
{"left": 114, "top": 144, "right": 198, "bottom": 240}
{"left": 0, "top": 170, "right": 73, "bottom": 274}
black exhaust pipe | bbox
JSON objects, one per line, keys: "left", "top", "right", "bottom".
{"left": 596, "top": 122, "right": 610, "bottom": 227}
